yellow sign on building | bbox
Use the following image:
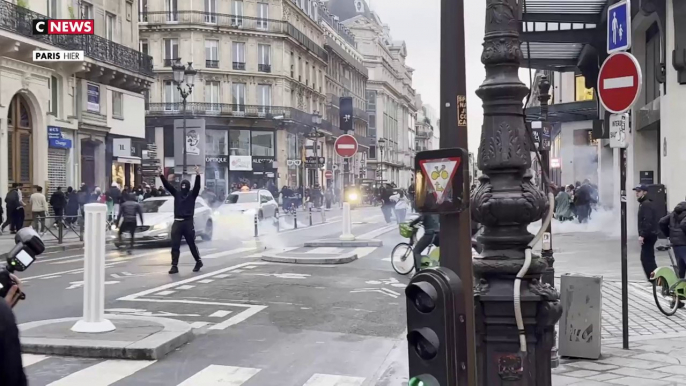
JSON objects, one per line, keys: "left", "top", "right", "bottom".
{"left": 575, "top": 75, "right": 594, "bottom": 101}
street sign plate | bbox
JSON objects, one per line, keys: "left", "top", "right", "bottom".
{"left": 325, "top": 170, "right": 333, "bottom": 179}
{"left": 334, "top": 134, "right": 359, "bottom": 158}
{"left": 414, "top": 148, "right": 468, "bottom": 214}
{"left": 419, "top": 158, "right": 461, "bottom": 203}
{"left": 609, "top": 113, "right": 629, "bottom": 148}
{"left": 607, "top": 0, "right": 631, "bottom": 54}
{"left": 598, "top": 52, "right": 642, "bottom": 114}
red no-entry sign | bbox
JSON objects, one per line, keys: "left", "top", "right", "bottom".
{"left": 334, "top": 134, "right": 358, "bottom": 158}
{"left": 324, "top": 170, "right": 333, "bottom": 179}
{"left": 597, "top": 52, "right": 642, "bottom": 114}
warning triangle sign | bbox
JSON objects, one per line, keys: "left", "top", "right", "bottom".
{"left": 419, "top": 157, "right": 461, "bottom": 204}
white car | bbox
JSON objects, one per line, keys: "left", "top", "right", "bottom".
{"left": 111, "top": 196, "right": 214, "bottom": 245}
{"left": 216, "top": 190, "right": 279, "bottom": 219}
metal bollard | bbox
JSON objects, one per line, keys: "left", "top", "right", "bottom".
{"left": 321, "top": 207, "right": 326, "bottom": 223}
{"left": 71, "top": 204, "right": 115, "bottom": 333}
{"left": 254, "top": 214, "right": 259, "bottom": 237}
{"left": 293, "top": 210, "right": 298, "bottom": 229}
{"left": 309, "top": 207, "right": 313, "bottom": 226}
{"left": 275, "top": 211, "right": 280, "bottom": 232}
{"left": 58, "top": 217, "right": 64, "bottom": 244}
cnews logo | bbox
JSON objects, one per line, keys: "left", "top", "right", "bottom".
{"left": 32, "top": 19, "right": 94, "bottom": 35}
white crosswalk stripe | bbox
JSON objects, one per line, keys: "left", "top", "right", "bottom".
{"left": 24, "top": 357, "right": 368, "bottom": 386}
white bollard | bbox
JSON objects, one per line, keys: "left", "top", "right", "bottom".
{"left": 71, "top": 203, "right": 115, "bottom": 333}
{"left": 339, "top": 202, "right": 355, "bottom": 241}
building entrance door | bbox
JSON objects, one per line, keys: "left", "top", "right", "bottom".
{"left": 7, "top": 94, "right": 34, "bottom": 222}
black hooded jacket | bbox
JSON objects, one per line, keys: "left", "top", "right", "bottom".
{"left": 637, "top": 195, "right": 659, "bottom": 238}
{"left": 159, "top": 174, "right": 201, "bottom": 220}
{"left": 659, "top": 202, "right": 686, "bottom": 246}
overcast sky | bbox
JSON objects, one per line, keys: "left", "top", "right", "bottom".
{"left": 367, "top": 0, "right": 529, "bottom": 155}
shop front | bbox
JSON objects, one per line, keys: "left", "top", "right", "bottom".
{"left": 205, "top": 155, "right": 228, "bottom": 198}
{"left": 47, "top": 126, "right": 73, "bottom": 197}
{"left": 108, "top": 137, "right": 143, "bottom": 189}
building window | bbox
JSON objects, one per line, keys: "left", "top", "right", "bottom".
{"left": 205, "top": 81, "right": 220, "bottom": 110}
{"left": 232, "top": 0, "right": 243, "bottom": 26}
{"left": 257, "top": 2, "right": 269, "bottom": 30}
{"left": 164, "top": 39, "right": 179, "bottom": 67}
{"left": 139, "top": 0, "right": 148, "bottom": 22}
{"left": 258, "top": 44, "right": 271, "bottom": 73}
{"left": 106, "top": 12, "right": 116, "bottom": 41}
{"left": 251, "top": 131, "right": 274, "bottom": 157}
{"left": 205, "top": 40, "right": 219, "bottom": 68}
{"left": 206, "top": 130, "right": 227, "bottom": 156}
{"left": 166, "top": 0, "right": 178, "bottom": 22}
{"left": 139, "top": 39, "right": 149, "bottom": 55}
{"left": 49, "top": 76, "right": 58, "bottom": 116}
{"left": 232, "top": 42, "right": 245, "bottom": 70}
{"left": 164, "top": 80, "right": 182, "bottom": 110}
{"left": 257, "top": 84, "right": 271, "bottom": 113}
{"left": 229, "top": 130, "right": 250, "bottom": 155}
{"left": 112, "top": 91, "right": 123, "bottom": 118}
{"left": 81, "top": 1, "right": 93, "bottom": 19}
{"left": 232, "top": 83, "right": 246, "bottom": 112}
{"left": 369, "top": 145, "right": 376, "bottom": 159}
{"left": 205, "top": 0, "right": 217, "bottom": 23}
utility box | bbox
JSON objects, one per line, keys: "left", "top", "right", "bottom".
{"left": 559, "top": 273, "right": 603, "bottom": 359}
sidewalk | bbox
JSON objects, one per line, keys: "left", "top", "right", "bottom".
{"left": 0, "top": 226, "right": 83, "bottom": 255}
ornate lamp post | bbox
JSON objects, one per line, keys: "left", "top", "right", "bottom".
{"left": 471, "top": 1, "right": 562, "bottom": 384}
{"left": 171, "top": 60, "right": 197, "bottom": 179}
{"left": 307, "top": 111, "right": 324, "bottom": 186}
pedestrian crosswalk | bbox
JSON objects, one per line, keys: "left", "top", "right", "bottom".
{"left": 23, "top": 354, "right": 368, "bottom": 386}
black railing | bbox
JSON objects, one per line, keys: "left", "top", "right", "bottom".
{"left": 258, "top": 63, "right": 271, "bottom": 73}
{"left": 141, "top": 10, "right": 327, "bottom": 62}
{"left": 318, "top": 6, "right": 356, "bottom": 47}
{"left": 206, "top": 59, "right": 219, "bottom": 68}
{"left": 233, "top": 62, "right": 246, "bottom": 70}
{"left": 142, "top": 11, "right": 283, "bottom": 34}
{"left": 0, "top": 0, "right": 153, "bottom": 77}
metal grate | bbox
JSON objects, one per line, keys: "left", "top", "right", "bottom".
{"left": 47, "top": 148, "right": 67, "bottom": 215}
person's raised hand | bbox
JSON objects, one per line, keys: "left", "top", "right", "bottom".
{"left": 195, "top": 165, "right": 201, "bottom": 175}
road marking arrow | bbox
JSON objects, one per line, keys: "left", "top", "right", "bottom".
{"left": 67, "top": 280, "right": 120, "bottom": 290}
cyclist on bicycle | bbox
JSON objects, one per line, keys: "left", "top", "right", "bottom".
{"left": 410, "top": 213, "right": 440, "bottom": 271}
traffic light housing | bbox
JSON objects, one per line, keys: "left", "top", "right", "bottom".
{"left": 406, "top": 267, "right": 468, "bottom": 386}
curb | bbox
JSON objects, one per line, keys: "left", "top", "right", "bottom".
{"left": 261, "top": 251, "right": 358, "bottom": 265}
{"left": 19, "top": 315, "right": 194, "bottom": 360}
{"left": 304, "top": 239, "right": 383, "bottom": 247}
{"left": 0, "top": 242, "right": 84, "bottom": 258}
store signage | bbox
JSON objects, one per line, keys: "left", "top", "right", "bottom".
{"left": 205, "top": 155, "right": 228, "bottom": 166}
{"left": 252, "top": 156, "right": 275, "bottom": 165}
{"left": 47, "top": 126, "right": 62, "bottom": 139}
{"left": 305, "top": 156, "right": 325, "bottom": 168}
{"left": 113, "top": 138, "right": 133, "bottom": 157}
{"left": 340, "top": 97, "right": 353, "bottom": 133}
{"left": 49, "top": 138, "right": 72, "bottom": 149}
{"left": 229, "top": 155, "right": 252, "bottom": 171}
{"left": 87, "top": 83, "right": 100, "bottom": 112}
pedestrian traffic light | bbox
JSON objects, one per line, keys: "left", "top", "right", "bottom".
{"left": 406, "top": 267, "right": 468, "bottom": 386}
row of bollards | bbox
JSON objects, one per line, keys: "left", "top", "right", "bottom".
{"left": 252, "top": 206, "right": 331, "bottom": 238}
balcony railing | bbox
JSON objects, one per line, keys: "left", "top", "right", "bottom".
{"left": 353, "top": 107, "right": 368, "bottom": 122}
{"left": 206, "top": 59, "right": 219, "bottom": 68}
{"left": 148, "top": 102, "right": 317, "bottom": 121}
{"left": 318, "top": 8, "right": 356, "bottom": 47}
{"left": 0, "top": 0, "right": 153, "bottom": 77}
{"left": 233, "top": 62, "right": 245, "bottom": 70}
{"left": 142, "top": 11, "right": 283, "bottom": 34}
{"left": 258, "top": 63, "right": 271, "bottom": 73}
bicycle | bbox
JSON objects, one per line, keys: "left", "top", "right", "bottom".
{"left": 652, "top": 244, "right": 686, "bottom": 316}
{"left": 391, "top": 222, "right": 439, "bottom": 275}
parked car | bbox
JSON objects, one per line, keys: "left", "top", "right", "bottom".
{"left": 216, "top": 190, "right": 279, "bottom": 219}
{"left": 110, "top": 196, "right": 213, "bottom": 246}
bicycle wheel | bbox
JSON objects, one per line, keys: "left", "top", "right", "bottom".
{"left": 391, "top": 242, "right": 415, "bottom": 275}
{"left": 653, "top": 277, "right": 680, "bottom": 316}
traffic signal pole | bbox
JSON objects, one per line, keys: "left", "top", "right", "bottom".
{"left": 438, "top": 0, "right": 476, "bottom": 383}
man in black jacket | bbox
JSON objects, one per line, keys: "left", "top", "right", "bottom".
{"left": 659, "top": 201, "right": 686, "bottom": 278}
{"left": 159, "top": 167, "right": 203, "bottom": 274}
{"left": 117, "top": 193, "right": 144, "bottom": 254}
{"left": 49, "top": 186, "right": 66, "bottom": 219}
{"left": 0, "top": 273, "right": 27, "bottom": 386}
{"left": 634, "top": 185, "right": 660, "bottom": 281}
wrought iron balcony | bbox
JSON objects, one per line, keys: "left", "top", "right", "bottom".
{"left": 285, "top": 23, "right": 328, "bottom": 62}
{"left": 142, "top": 11, "right": 283, "bottom": 34}
{"left": 0, "top": 0, "right": 153, "bottom": 77}
{"left": 206, "top": 60, "right": 219, "bottom": 68}
{"left": 353, "top": 107, "right": 368, "bottom": 122}
{"left": 147, "top": 102, "right": 319, "bottom": 123}
{"left": 318, "top": 6, "right": 356, "bottom": 47}
{"left": 258, "top": 64, "right": 271, "bottom": 73}
{"left": 233, "top": 62, "right": 246, "bottom": 70}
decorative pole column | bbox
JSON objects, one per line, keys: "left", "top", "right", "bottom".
{"left": 471, "top": 1, "right": 562, "bottom": 384}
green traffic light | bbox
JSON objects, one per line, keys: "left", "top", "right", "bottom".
{"left": 409, "top": 378, "right": 424, "bottom": 386}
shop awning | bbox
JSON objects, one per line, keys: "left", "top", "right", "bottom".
{"left": 115, "top": 156, "right": 142, "bottom": 165}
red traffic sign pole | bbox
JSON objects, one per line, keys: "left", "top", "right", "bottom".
{"left": 334, "top": 134, "right": 359, "bottom": 158}
{"left": 597, "top": 52, "right": 642, "bottom": 114}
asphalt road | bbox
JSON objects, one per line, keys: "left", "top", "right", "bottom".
{"left": 17, "top": 205, "right": 412, "bottom": 386}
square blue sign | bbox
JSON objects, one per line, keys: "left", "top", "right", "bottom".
{"left": 607, "top": 0, "right": 631, "bottom": 53}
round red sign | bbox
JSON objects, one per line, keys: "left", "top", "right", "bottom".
{"left": 597, "top": 52, "right": 642, "bottom": 114}
{"left": 325, "top": 170, "right": 333, "bottom": 179}
{"left": 334, "top": 134, "right": 359, "bottom": 158}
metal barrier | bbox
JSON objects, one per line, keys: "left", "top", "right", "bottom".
{"left": 35, "top": 215, "right": 85, "bottom": 244}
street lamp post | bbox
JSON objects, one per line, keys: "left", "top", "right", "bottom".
{"left": 171, "top": 60, "right": 197, "bottom": 179}
{"left": 377, "top": 138, "right": 386, "bottom": 184}
{"left": 471, "top": 0, "right": 562, "bottom": 384}
{"left": 309, "top": 111, "right": 323, "bottom": 186}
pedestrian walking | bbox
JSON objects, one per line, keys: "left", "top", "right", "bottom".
{"left": 30, "top": 186, "right": 48, "bottom": 233}
{"left": 117, "top": 193, "right": 144, "bottom": 254}
{"left": 65, "top": 186, "right": 79, "bottom": 225}
{"left": 634, "top": 185, "right": 660, "bottom": 281}
{"left": 379, "top": 184, "right": 394, "bottom": 223}
{"left": 391, "top": 190, "right": 409, "bottom": 223}
{"left": 659, "top": 201, "right": 686, "bottom": 278}
{"left": 2, "top": 184, "right": 21, "bottom": 233}
{"left": 554, "top": 185, "right": 575, "bottom": 222}
{"left": 49, "top": 187, "right": 66, "bottom": 221}
{"left": 159, "top": 166, "right": 203, "bottom": 274}
{"left": 108, "top": 182, "right": 121, "bottom": 222}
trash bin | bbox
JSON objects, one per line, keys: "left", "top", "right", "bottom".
{"left": 559, "top": 273, "right": 603, "bottom": 359}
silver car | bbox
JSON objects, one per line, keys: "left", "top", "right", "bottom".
{"left": 216, "top": 190, "right": 279, "bottom": 219}
{"left": 111, "top": 196, "right": 214, "bottom": 246}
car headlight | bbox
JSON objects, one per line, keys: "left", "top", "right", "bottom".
{"left": 152, "top": 222, "right": 169, "bottom": 231}
{"left": 348, "top": 193, "right": 358, "bottom": 200}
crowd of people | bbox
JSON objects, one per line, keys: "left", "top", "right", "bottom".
{"left": 553, "top": 179, "right": 600, "bottom": 223}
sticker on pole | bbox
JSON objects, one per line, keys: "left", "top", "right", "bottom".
{"left": 414, "top": 148, "right": 468, "bottom": 214}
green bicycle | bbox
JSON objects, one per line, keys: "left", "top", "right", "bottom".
{"left": 652, "top": 244, "right": 686, "bottom": 316}
{"left": 391, "top": 222, "right": 440, "bottom": 275}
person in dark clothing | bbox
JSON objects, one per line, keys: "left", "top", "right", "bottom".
{"left": 77, "top": 185, "right": 89, "bottom": 216}
{"left": 634, "top": 185, "right": 660, "bottom": 281}
{"left": 117, "top": 193, "right": 144, "bottom": 254}
{"left": 49, "top": 187, "right": 66, "bottom": 219}
{"left": 2, "top": 184, "right": 21, "bottom": 233}
{"left": 0, "top": 272, "right": 27, "bottom": 386}
{"left": 410, "top": 213, "right": 441, "bottom": 272}
{"left": 379, "top": 184, "right": 394, "bottom": 223}
{"left": 574, "top": 180, "right": 596, "bottom": 223}
{"left": 158, "top": 186, "right": 166, "bottom": 197}
{"left": 659, "top": 201, "right": 686, "bottom": 278}
{"left": 159, "top": 167, "right": 203, "bottom": 274}
{"left": 65, "top": 186, "right": 79, "bottom": 225}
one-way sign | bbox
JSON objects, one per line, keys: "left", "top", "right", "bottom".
{"left": 607, "top": 0, "right": 631, "bottom": 53}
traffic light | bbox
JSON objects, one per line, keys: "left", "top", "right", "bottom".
{"left": 406, "top": 267, "right": 468, "bottom": 386}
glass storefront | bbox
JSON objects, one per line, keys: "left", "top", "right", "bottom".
{"left": 251, "top": 131, "right": 274, "bottom": 156}
{"left": 229, "top": 130, "right": 250, "bottom": 155}
{"left": 205, "top": 130, "right": 228, "bottom": 197}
